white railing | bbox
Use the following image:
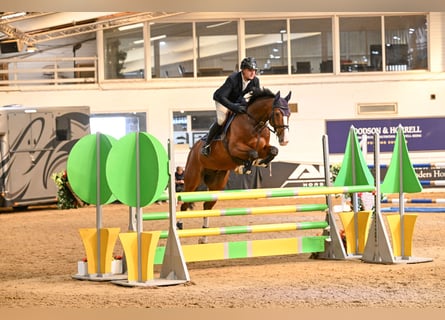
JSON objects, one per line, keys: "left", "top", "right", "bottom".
{"left": 0, "top": 56, "right": 98, "bottom": 87}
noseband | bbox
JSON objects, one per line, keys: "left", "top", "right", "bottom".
{"left": 268, "top": 100, "right": 290, "bottom": 134}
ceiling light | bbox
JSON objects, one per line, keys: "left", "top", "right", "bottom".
{"left": 118, "top": 23, "right": 143, "bottom": 31}
{"left": 150, "top": 35, "right": 167, "bottom": 41}
{"left": 133, "top": 39, "right": 144, "bottom": 44}
{"left": 1, "top": 12, "right": 26, "bottom": 20}
{"left": 206, "top": 21, "right": 231, "bottom": 29}
{"left": 26, "top": 45, "right": 37, "bottom": 53}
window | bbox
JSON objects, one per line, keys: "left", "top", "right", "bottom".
{"left": 150, "top": 23, "right": 193, "bottom": 78}
{"left": 103, "top": 24, "right": 144, "bottom": 79}
{"left": 90, "top": 112, "right": 147, "bottom": 140}
{"left": 196, "top": 21, "right": 238, "bottom": 77}
{"left": 173, "top": 111, "right": 215, "bottom": 146}
{"left": 245, "top": 19, "right": 289, "bottom": 75}
{"left": 55, "top": 116, "right": 70, "bottom": 140}
{"left": 384, "top": 15, "right": 427, "bottom": 71}
{"left": 339, "top": 16, "right": 382, "bottom": 72}
{"left": 357, "top": 103, "right": 398, "bottom": 114}
{"left": 290, "top": 18, "right": 333, "bottom": 74}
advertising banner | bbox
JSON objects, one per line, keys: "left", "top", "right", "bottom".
{"left": 326, "top": 117, "right": 445, "bottom": 154}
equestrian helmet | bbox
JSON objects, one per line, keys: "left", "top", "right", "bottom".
{"left": 240, "top": 57, "right": 258, "bottom": 70}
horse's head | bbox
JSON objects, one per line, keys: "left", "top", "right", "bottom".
{"left": 271, "top": 91, "right": 291, "bottom": 146}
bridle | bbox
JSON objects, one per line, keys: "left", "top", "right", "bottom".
{"left": 246, "top": 98, "right": 289, "bottom": 134}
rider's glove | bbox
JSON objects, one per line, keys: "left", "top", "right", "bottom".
{"left": 237, "top": 104, "right": 247, "bottom": 113}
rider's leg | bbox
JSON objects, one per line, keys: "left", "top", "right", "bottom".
{"left": 200, "top": 122, "right": 221, "bottom": 156}
{"left": 201, "top": 102, "right": 227, "bottom": 157}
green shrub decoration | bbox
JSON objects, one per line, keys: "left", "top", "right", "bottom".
{"left": 51, "top": 170, "right": 85, "bottom": 209}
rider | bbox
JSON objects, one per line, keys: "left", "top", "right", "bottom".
{"left": 200, "top": 57, "right": 261, "bottom": 157}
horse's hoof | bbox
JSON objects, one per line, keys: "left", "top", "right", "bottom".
{"left": 198, "top": 237, "right": 208, "bottom": 244}
{"left": 243, "top": 168, "right": 252, "bottom": 175}
{"left": 234, "top": 166, "right": 244, "bottom": 174}
{"left": 176, "top": 221, "right": 183, "bottom": 230}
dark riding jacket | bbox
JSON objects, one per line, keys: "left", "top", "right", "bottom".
{"left": 213, "top": 71, "right": 260, "bottom": 113}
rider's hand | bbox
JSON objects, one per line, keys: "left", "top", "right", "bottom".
{"left": 237, "top": 104, "right": 247, "bottom": 113}
{"left": 240, "top": 98, "right": 248, "bottom": 106}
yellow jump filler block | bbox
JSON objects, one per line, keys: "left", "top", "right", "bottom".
{"left": 339, "top": 210, "right": 372, "bottom": 255}
{"left": 78, "top": 227, "right": 121, "bottom": 275}
{"left": 119, "top": 231, "right": 161, "bottom": 283}
{"left": 386, "top": 213, "right": 417, "bottom": 257}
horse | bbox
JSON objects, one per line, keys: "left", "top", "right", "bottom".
{"left": 179, "top": 88, "right": 292, "bottom": 242}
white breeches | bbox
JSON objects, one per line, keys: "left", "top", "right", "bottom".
{"left": 215, "top": 101, "right": 229, "bottom": 125}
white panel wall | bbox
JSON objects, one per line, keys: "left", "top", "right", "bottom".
{"left": 2, "top": 72, "right": 445, "bottom": 167}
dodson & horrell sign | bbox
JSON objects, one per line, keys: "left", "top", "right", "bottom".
{"left": 325, "top": 117, "right": 445, "bottom": 153}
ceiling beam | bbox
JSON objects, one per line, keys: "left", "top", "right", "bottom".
{"left": 1, "top": 12, "right": 184, "bottom": 45}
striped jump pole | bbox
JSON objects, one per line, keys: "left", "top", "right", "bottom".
{"left": 156, "top": 221, "right": 328, "bottom": 239}
{"left": 382, "top": 207, "right": 445, "bottom": 213}
{"left": 412, "top": 163, "right": 445, "bottom": 168}
{"left": 382, "top": 198, "right": 445, "bottom": 204}
{"left": 143, "top": 203, "right": 328, "bottom": 221}
{"left": 154, "top": 235, "right": 328, "bottom": 264}
{"left": 420, "top": 181, "right": 445, "bottom": 187}
{"left": 369, "top": 162, "right": 445, "bottom": 169}
{"left": 178, "top": 185, "right": 375, "bottom": 203}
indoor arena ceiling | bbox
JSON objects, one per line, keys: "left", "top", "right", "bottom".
{"left": 0, "top": 12, "right": 184, "bottom": 45}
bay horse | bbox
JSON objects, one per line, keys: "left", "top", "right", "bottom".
{"left": 179, "top": 88, "right": 291, "bottom": 241}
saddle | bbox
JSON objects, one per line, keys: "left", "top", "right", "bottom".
{"left": 200, "top": 112, "right": 237, "bottom": 142}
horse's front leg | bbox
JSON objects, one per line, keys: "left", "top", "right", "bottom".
{"left": 253, "top": 145, "right": 278, "bottom": 167}
{"left": 233, "top": 150, "right": 258, "bottom": 175}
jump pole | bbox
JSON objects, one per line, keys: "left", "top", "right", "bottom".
{"left": 152, "top": 216, "right": 329, "bottom": 264}
{"left": 382, "top": 198, "right": 445, "bottom": 204}
{"left": 419, "top": 180, "right": 445, "bottom": 187}
{"left": 143, "top": 203, "right": 328, "bottom": 221}
{"left": 382, "top": 207, "right": 445, "bottom": 213}
{"left": 156, "top": 221, "right": 329, "bottom": 238}
{"left": 370, "top": 162, "right": 445, "bottom": 169}
{"left": 154, "top": 235, "right": 328, "bottom": 264}
{"left": 177, "top": 185, "right": 375, "bottom": 203}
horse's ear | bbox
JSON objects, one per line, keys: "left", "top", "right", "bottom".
{"left": 285, "top": 91, "right": 292, "bottom": 102}
{"left": 274, "top": 91, "right": 281, "bottom": 103}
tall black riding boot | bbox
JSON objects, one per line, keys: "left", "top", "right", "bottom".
{"left": 201, "top": 122, "right": 221, "bottom": 157}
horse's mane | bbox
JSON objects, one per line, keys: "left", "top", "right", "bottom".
{"left": 247, "top": 87, "right": 275, "bottom": 105}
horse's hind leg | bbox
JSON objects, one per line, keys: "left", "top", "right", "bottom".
{"left": 198, "top": 170, "right": 230, "bottom": 244}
